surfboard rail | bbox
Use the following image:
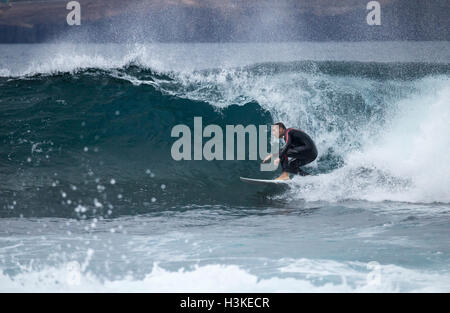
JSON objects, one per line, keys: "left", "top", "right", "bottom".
{"left": 239, "top": 177, "right": 291, "bottom": 185}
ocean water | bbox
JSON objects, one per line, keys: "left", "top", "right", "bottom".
{"left": 0, "top": 42, "right": 450, "bottom": 292}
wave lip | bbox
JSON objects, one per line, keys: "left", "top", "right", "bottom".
{"left": 1, "top": 42, "right": 450, "bottom": 78}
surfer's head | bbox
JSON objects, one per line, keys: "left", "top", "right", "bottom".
{"left": 272, "top": 122, "right": 286, "bottom": 138}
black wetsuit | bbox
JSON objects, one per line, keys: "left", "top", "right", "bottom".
{"left": 279, "top": 128, "right": 318, "bottom": 175}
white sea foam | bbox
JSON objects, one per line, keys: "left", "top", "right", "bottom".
{"left": 284, "top": 77, "right": 450, "bottom": 203}
{"left": 1, "top": 259, "right": 449, "bottom": 292}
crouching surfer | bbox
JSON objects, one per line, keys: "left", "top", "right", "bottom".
{"left": 262, "top": 122, "right": 318, "bottom": 180}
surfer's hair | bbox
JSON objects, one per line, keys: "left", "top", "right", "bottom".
{"left": 273, "top": 122, "right": 286, "bottom": 130}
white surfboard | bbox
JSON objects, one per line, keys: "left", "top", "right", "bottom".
{"left": 240, "top": 177, "right": 291, "bottom": 185}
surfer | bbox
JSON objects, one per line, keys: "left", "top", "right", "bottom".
{"left": 262, "top": 122, "right": 318, "bottom": 180}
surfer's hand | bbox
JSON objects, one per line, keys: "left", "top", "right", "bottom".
{"left": 262, "top": 154, "right": 272, "bottom": 163}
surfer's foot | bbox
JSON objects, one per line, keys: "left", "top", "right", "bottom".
{"left": 275, "top": 172, "right": 290, "bottom": 180}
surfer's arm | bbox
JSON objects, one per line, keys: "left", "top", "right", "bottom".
{"left": 262, "top": 153, "right": 273, "bottom": 163}
{"left": 279, "top": 134, "right": 292, "bottom": 160}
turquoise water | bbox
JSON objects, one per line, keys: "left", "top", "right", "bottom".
{"left": 0, "top": 42, "right": 449, "bottom": 292}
